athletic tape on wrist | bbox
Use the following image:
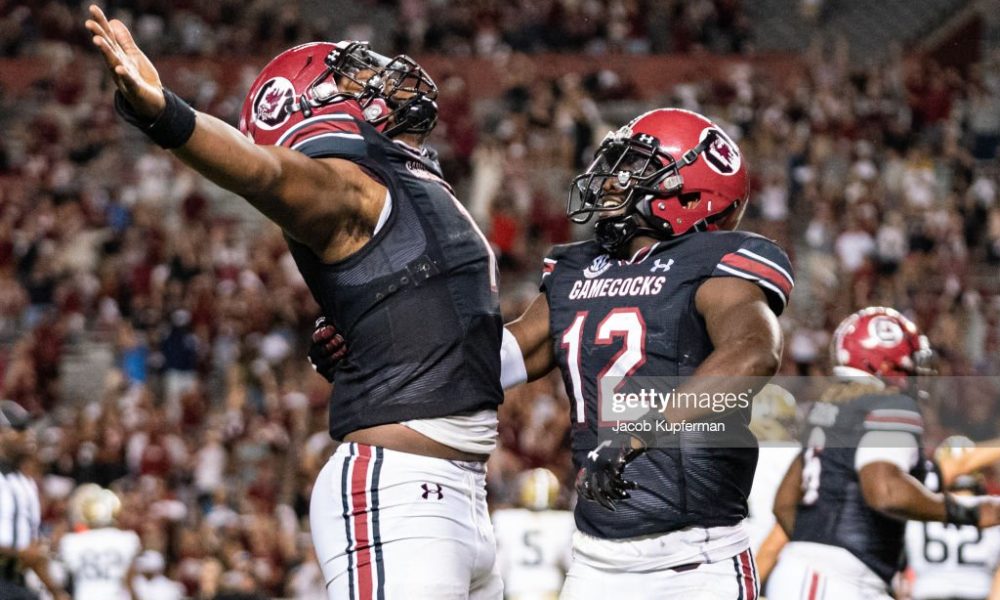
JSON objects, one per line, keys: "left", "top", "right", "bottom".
{"left": 114, "top": 88, "right": 196, "bottom": 149}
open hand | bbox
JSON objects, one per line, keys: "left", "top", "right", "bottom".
{"left": 84, "top": 4, "right": 165, "bottom": 119}
{"left": 575, "top": 439, "right": 645, "bottom": 511}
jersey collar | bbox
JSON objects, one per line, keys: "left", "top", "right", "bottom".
{"left": 619, "top": 242, "right": 662, "bottom": 265}
{"left": 393, "top": 139, "right": 425, "bottom": 157}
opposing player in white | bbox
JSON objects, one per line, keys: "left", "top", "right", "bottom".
{"left": 58, "top": 485, "right": 141, "bottom": 600}
{"left": 492, "top": 469, "right": 574, "bottom": 600}
{"left": 906, "top": 437, "right": 1000, "bottom": 600}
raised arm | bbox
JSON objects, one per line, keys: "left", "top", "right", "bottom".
{"left": 85, "top": 5, "right": 384, "bottom": 261}
{"left": 174, "top": 116, "right": 384, "bottom": 259}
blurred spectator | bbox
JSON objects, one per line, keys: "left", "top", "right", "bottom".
{"left": 0, "top": 0, "right": 756, "bottom": 59}
{"left": 835, "top": 216, "right": 875, "bottom": 274}
{"left": 131, "top": 550, "right": 185, "bottom": 600}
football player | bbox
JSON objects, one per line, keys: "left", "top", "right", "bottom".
{"left": 58, "top": 485, "right": 141, "bottom": 600}
{"left": 314, "top": 108, "right": 792, "bottom": 598}
{"left": 768, "top": 308, "right": 1000, "bottom": 600}
{"left": 513, "top": 108, "right": 791, "bottom": 600}
{"left": 492, "top": 469, "right": 575, "bottom": 600}
{"left": 85, "top": 6, "right": 503, "bottom": 599}
{"left": 905, "top": 436, "right": 1000, "bottom": 600}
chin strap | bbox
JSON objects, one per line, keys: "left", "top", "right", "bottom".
{"left": 382, "top": 96, "right": 438, "bottom": 138}
{"left": 595, "top": 214, "right": 664, "bottom": 255}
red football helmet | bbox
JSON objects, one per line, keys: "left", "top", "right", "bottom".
{"left": 568, "top": 108, "right": 749, "bottom": 253}
{"left": 831, "top": 307, "right": 932, "bottom": 385}
{"left": 238, "top": 41, "right": 438, "bottom": 145}
{"left": 239, "top": 42, "right": 381, "bottom": 145}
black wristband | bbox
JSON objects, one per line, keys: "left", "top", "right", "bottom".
{"left": 944, "top": 493, "right": 981, "bottom": 526}
{"left": 114, "top": 88, "right": 196, "bottom": 149}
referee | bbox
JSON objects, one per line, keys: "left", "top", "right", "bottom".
{"left": 0, "top": 400, "right": 67, "bottom": 600}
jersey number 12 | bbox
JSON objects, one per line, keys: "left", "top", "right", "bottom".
{"left": 560, "top": 308, "right": 647, "bottom": 423}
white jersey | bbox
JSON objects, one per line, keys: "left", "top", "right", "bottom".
{"left": 906, "top": 520, "right": 1000, "bottom": 600}
{"left": 130, "top": 574, "right": 185, "bottom": 600}
{"left": 60, "top": 527, "right": 141, "bottom": 600}
{"left": 492, "top": 508, "right": 574, "bottom": 599}
{"left": 745, "top": 443, "right": 801, "bottom": 552}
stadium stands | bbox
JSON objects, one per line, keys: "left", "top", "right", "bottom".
{"left": 1, "top": 1, "right": 999, "bottom": 597}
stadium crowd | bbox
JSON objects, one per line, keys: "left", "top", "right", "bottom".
{"left": 1, "top": 0, "right": 751, "bottom": 58}
{"left": 1, "top": 3, "right": 1000, "bottom": 597}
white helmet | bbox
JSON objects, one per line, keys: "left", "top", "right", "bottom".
{"left": 69, "top": 484, "right": 121, "bottom": 528}
{"left": 517, "top": 468, "right": 561, "bottom": 511}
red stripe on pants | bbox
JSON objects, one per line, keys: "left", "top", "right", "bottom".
{"left": 807, "top": 572, "right": 820, "bottom": 600}
{"left": 351, "top": 445, "right": 374, "bottom": 600}
{"left": 738, "top": 550, "right": 756, "bottom": 600}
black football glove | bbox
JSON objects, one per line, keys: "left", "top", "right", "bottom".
{"left": 575, "top": 437, "right": 646, "bottom": 511}
{"left": 308, "top": 316, "right": 346, "bottom": 383}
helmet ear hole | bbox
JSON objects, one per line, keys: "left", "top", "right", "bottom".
{"left": 679, "top": 192, "right": 701, "bottom": 208}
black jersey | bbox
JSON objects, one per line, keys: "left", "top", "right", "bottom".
{"left": 281, "top": 114, "right": 503, "bottom": 440}
{"left": 540, "top": 231, "right": 793, "bottom": 539}
{"left": 791, "top": 390, "right": 927, "bottom": 583}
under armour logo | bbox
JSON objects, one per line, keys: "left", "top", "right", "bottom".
{"left": 651, "top": 258, "right": 674, "bottom": 273}
{"left": 420, "top": 483, "right": 443, "bottom": 500}
{"left": 587, "top": 440, "right": 612, "bottom": 462}
{"left": 636, "top": 133, "right": 657, "bottom": 146}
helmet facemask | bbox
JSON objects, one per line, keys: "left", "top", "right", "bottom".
{"left": 325, "top": 42, "right": 393, "bottom": 94}
{"left": 908, "top": 334, "right": 937, "bottom": 400}
{"left": 280, "top": 42, "right": 391, "bottom": 120}
{"left": 568, "top": 127, "right": 723, "bottom": 254}
{"left": 355, "top": 54, "right": 439, "bottom": 138}
{"left": 290, "top": 42, "right": 438, "bottom": 139}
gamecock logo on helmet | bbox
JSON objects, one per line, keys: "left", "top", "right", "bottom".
{"left": 864, "top": 316, "right": 905, "bottom": 347}
{"left": 700, "top": 127, "right": 741, "bottom": 176}
{"left": 252, "top": 77, "right": 295, "bottom": 130}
